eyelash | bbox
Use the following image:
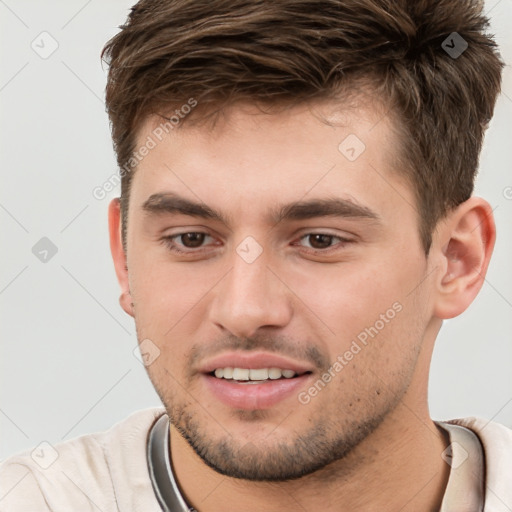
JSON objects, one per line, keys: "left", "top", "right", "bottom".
{"left": 160, "top": 233, "right": 216, "bottom": 255}
{"left": 160, "top": 232, "right": 353, "bottom": 255}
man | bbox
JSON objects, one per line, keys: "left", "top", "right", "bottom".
{"left": 1, "top": 0, "right": 509, "bottom": 510}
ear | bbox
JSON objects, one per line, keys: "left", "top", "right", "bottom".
{"left": 108, "top": 198, "right": 134, "bottom": 318}
{"left": 433, "top": 196, "right": 496, "bottom": 319}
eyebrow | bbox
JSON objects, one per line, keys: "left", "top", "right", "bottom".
{"left": 141, "top": 192, "right": 381, "bottom": 226}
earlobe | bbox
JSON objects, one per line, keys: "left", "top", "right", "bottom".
{"left": 433, "top": 197, "right": 495, "bottom": 319}
{"left": 119, "top": 290, "right": 134, "bottom": 317}
{"left": 108, "top": 198, "right": 134, "bottom": 318}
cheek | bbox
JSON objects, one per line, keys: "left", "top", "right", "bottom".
{"left": 286, "top": 261, "right": 413, "bottom": 334}
{"left": 130, "top": 257, "right": 220, "bottom": 376}
{"left": 130, "top": 253, "right": 210, "bottom": 326}
{"left": 285, "top": 257, "right": 428, "bottom": 385}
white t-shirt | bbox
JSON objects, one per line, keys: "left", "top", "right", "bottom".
{"left": 0, "top": 407, "right": 510, "bottom": 511}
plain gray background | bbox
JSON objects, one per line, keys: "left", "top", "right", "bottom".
{"left": 1, "top": 0, "right": 511, "bottom": 461}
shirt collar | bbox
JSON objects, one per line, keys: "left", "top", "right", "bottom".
{"left": 436, "top": 420, "right": 485, "bottom": 511}
{"left": 147, "top": 414, "right": 485, "bottom": 511}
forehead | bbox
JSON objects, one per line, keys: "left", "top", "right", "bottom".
{"left": 130, "top": 100, "right": 413, "bottom": 227}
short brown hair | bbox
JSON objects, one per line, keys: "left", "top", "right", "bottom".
{"left": 101, "top": 0, "right": 503, "bottom": 253}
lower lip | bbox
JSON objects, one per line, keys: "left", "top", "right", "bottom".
{"left": 202, "top": 373, "right": 311, "bottom": 410}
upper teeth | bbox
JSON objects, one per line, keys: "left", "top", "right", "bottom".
{"left": 214, "top": 367, "right": 297, "bottom": 380}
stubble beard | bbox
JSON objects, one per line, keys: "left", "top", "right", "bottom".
{"left": 162, "top": 386, "right": 404, "bottom": 482}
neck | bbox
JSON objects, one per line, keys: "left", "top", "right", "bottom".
{"left": 169, "top": 400, "right": 450, "bottom": 512}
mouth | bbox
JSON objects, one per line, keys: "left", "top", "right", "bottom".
{"left": 199, "top": 353, "right": 315, "bottom": 410}
{"left": 209, "top": 366, "right": 312, "bottom": 383}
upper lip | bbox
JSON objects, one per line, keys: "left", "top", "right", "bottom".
{"left": 199, "top": 352, "right": 314, "bottom": 375}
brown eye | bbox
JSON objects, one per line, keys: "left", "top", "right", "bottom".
{"left": 180, "top": 232, "right": 206, "bottom": 247}
{"left": 307, "top": 234, "right": 335, "bottom": 249}
{"left": 296, "top": 233, "right": 352, "bottom": 252}
{"left": 161, "top": 231, "right": 218, "bottom": 255}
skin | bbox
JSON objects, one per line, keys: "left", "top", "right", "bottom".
{"left": 109, "top": 99, "right": 495, "bottom": 512}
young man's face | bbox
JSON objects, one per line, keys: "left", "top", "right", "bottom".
{"left": 115, "top": 100, "right": 441, "bottom": 480}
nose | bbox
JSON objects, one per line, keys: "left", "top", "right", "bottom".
{"left": 208, "top": 246, "right": 294, "bottom": 338}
